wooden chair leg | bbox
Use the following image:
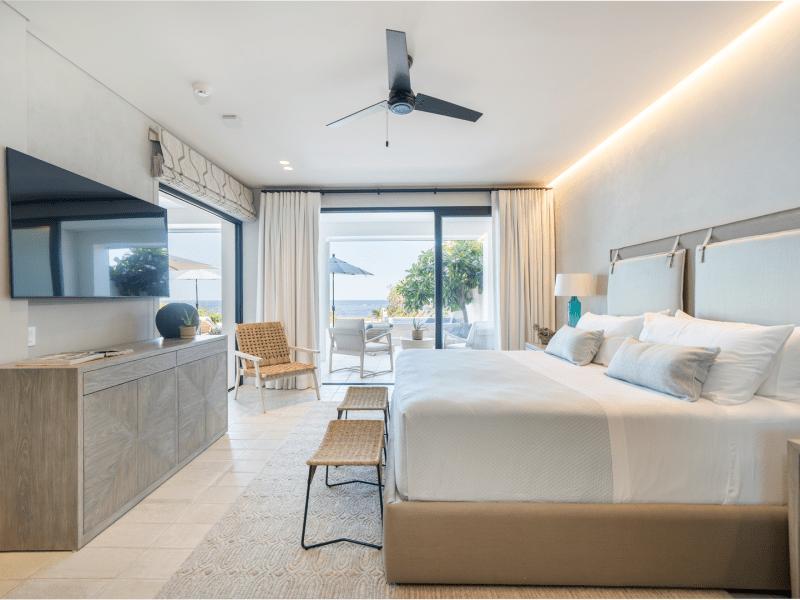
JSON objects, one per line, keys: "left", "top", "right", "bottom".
{"left": 233, "top": 366, "right": 241, "bottom": 401}
{"left": 256, "top": 379, "right": 266, "bottom": 413}
{"left": 312, "top": 370, "right": 321, "bottom": 401}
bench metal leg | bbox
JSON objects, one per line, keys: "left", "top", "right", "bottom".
{"left": 325, "top": 465, "right": 384, "bottom": 488}
{"left": 301, "top": 465, "right": 383, "bottom": 550}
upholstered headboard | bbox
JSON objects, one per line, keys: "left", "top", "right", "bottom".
{"left": 607, "top": 250, "right": 685, "bottom": 316}
{"left": 695, "top": 229, "right": 800, "bottom": 327}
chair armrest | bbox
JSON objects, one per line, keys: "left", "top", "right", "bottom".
{"left": 444, "top": 332, "right": 466, "bottom": 343}
{"left": 289, "top": 346, "right": 320, "bottom": 355}
{"left": 234, "top": 350, "right": 262, "bottom": 363}
{"left": 365, "top": 332, "right": 391, "bottom": 343}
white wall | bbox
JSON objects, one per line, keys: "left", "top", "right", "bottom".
{"left": 552, "top": 3, "right": 800, "bottom": 326}
{"left": 22, "top": 34, "right": 162, "bottom": 357}
{"left": 0, "top": 3, "right": 31, "bottom": 363}
{"left": 0, "top": 13, "right": 165, "bottom": 360}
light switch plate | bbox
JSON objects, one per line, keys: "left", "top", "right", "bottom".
{"left": 28, "top": 326, "right": 35, "bottom": 347}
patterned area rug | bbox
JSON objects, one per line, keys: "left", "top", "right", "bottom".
{"left": 156, "top": 402, "right": 731, "bottom": 599}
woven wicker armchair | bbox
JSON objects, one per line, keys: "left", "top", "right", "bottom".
{"left": 233, "top": 322, "right": 321, "bottom": 412}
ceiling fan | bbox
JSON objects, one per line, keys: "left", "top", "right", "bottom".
{"left": 326, "top": 29, "right": 483, "bottom": 132}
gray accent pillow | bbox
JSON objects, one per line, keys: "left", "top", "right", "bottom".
{"left": 605, "top": 337, "right": 721, "bottom": 402}
{"left": 545, "top": 326, "right": 604, "bottom": 366}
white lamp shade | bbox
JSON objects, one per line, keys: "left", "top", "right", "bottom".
{"left": 554, "top": 273, "right": 596, "bottom": 297}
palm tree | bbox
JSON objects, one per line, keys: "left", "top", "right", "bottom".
{"left": 370, "top": 307, "right": 383, "bottom": 320}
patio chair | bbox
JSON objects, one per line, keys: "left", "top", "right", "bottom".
{"left": 328, "top": 319, "right": 394, "bottom": 378}
{"left": 233, "top": 322, "right": 321, "bottom": 413}
{"left": 443, "top": 320, "right": 495, "bottom": 350}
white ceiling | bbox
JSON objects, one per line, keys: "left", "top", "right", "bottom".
{"left": 12, "top": 1, "right": 777, "bottom": 189}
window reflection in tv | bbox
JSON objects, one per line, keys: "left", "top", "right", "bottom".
{"left": 6, "top": 149, "right": 169, "bottom": 298}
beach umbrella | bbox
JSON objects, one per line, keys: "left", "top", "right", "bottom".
{"left": 171, "top": 269, "right": 222, "bottom": 309}
{"left": 329, "top": 254, "right": 373, "bottom": 325}
{"left": 169, "top": 255, "right": 220, "bottom": 271}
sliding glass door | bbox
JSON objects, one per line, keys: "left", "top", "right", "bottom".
{"left": 320, "top": 207, "right": 491, "bottom": 356}
{"left": 440, "top": 215, "right": 494, "bottom": 350}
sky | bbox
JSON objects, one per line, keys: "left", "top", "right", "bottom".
{"left": 330, "top": 240, "right": 434, "bottom": 301}
{"left": 165, "top": 231, "right": 221, "bottom": 306}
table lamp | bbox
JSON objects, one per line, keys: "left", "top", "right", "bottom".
{"left": 554, "top": 273, "right": 596, "bottom": 327}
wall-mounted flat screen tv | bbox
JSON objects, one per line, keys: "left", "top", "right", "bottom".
{"left": 6, "top": 148, "right": 169, "bottom": 299}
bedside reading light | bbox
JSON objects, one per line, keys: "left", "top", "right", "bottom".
{"left": 555, "top": 273, "right": 596, "bottom": 327}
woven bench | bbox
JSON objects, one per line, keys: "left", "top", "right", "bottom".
{"left": 301, "top": 419, "right": 385, "bottom": 550}
{"left": 338, "top": 385, "right": 389, "bottom": 432}
{"left": 338, "top": 386, "right": 390, "bottom": 464}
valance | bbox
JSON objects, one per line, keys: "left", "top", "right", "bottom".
{"left": 149, "top": 127, "right": 257, "bottom": 222}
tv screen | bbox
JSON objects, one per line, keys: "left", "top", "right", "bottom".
{"left": 6, "top": 148, "right": 169, "bottom": 299}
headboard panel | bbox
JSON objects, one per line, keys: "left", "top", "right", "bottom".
{"left": 610, "top": 205, "right": 800, "bottom": 317}
{"left": 607, "top": 250, "right": 684, "bottom": 316}
{"left": 695, "top": 229, "right": 800, "bottom": 326}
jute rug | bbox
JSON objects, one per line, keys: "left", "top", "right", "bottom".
{"left": 156, "top": 402, "right": 731, "bottom": 599}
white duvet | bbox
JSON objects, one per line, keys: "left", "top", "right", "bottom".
{"left": 391, "top": 350, "right": 800, "bottom": 505}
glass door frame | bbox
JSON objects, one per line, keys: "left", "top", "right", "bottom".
{"left": 159, "top": 183, "right": 244, "bottom": 325}
{"left": 321, "top": 206, "right": 491, "bottom": 348}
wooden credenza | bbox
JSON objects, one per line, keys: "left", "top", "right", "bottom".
{"left": 0, "top": 335, "right": 228, "bottom": 550}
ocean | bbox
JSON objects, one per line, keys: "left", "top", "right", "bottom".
{"left": 175, "top": 299, "right": 389, "bottom": 319}
{"left": 333, "top": 300, "right": 388, "bottom": 318}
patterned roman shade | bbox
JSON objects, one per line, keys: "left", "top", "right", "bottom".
{"left": 149, "top": 127, "right": 257, "bottom": 222}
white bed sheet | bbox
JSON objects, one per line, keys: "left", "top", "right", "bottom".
{"left": 392, "top": 350, "right": 800, "bottom": 505}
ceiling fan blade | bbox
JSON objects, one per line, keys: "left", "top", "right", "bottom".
{"left": 326, "top": 101, "right": 387, "bottom": 128}
{"left": 415, "top": 94, "right": 482, "bottom": 122}
{"left": 386, "top": 29, "right": 411, "bottom": 91}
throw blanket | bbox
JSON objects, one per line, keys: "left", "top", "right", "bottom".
{"left": 392, "top": 350, "right": 613, "bottom": 502}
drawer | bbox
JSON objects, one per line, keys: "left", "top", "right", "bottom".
{"left": 83, "top": 353, "right": 176, "bottom": 395}
{"left": 176, "top": 339, "right": 227, "bottom": 366}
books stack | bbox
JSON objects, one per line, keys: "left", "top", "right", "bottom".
{"left": 16, "top": 349, "right": 134, "bottom": 367}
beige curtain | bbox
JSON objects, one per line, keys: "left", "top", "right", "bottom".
{"left": 491, "top": 189, "right": 555, "bottom": 350}
{"left": 256, "top": 191, "right": 321, "bottom": 389}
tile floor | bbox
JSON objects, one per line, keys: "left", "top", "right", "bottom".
{"left": 0, "top": 383, "right": 346, "bottom": 599}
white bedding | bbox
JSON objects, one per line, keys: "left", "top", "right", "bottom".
{"left": 391, "top": 349, "right": 800, "bottom": 505}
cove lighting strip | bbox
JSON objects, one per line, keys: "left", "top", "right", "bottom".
{"left": 548, "top": 0, "right": 797, "bottom": 189}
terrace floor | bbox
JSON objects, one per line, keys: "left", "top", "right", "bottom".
{"left": 319, "top": 345, "right": 402, "bottom": 386}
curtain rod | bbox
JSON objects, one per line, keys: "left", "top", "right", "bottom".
{"left": 259, "top": 186, "right": 551, "bottom": 195}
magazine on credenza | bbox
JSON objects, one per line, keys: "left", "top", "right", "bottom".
{"left": 16, "top": 349, "right": 134, "bottom": 366}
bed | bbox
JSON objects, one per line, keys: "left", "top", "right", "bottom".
{"left": 383, "top": 234, "right": 800, "bottom": 590}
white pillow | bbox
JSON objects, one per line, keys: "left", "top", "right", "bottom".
{"left": 576, "top": 310, "right": 669, "bottom": 366}
{"left": 675, "top": 310, "right": 800, "bottom": 404}
{"left": 639, "top": 312, "right": 792, "bottom": 405}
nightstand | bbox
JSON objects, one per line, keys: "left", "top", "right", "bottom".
{"left": 525, "top": 342, "right": 547, "bottom": 352}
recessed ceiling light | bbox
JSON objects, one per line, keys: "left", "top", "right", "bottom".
{"left": 283, "top": 166, "right": 293, "bottom": 171}
{"left": 222, "top": 115, "right": 243, "bottom": 129}
{"left": 279, "top": 160, "right": 290, "bottom": 165}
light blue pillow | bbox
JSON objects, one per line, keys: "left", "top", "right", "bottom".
{"left": 544, "top": 325, "right": 604, "bottom": 366}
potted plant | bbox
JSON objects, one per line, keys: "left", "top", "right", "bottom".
{"left": 180, "top": 309, "right": 198, "bottom": 339}
{"left": 533, "top": 323, "right": 555, "bottom": 346}
{"left": 411, "top": 318, "right": 427, "bottom": 341}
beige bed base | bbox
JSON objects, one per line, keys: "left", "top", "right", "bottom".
{"left": 383, "top": 450, "right": 789, "bottom": 590}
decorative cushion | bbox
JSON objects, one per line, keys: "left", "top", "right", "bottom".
{"left": 639, "top": 312, "right": 793, "bottom": 405}
{"left": 675, "top": 310, "right": 800, "bottom": 404}
{"left": 605, "top": 337, "right": 720, "bottom": 402}
{"left": 544, "top": 326, "right": 604, "bottom": 366}
{"left": 575, "top": 311, "right": 668, "bottom": 366}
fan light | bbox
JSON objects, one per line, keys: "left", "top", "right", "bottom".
{"left": 390, "top": 102, "right": 413, "bottom": 115}
{"left": 279, "top": 160, "right": 290, "bottom": 165}
{"left": 283, "top": 166, "right": 293, "bottom": 171}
